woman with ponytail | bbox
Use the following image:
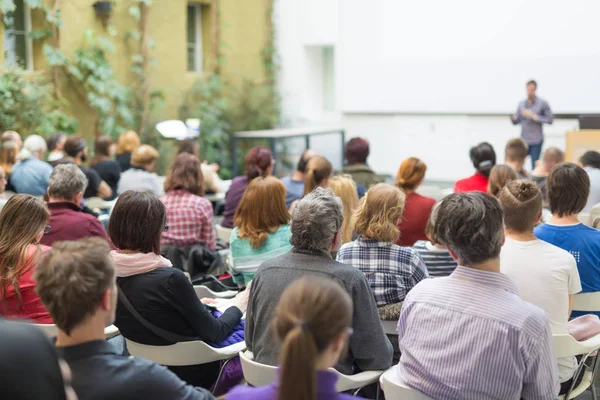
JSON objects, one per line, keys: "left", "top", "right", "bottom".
{"left": 454, "top": 142, "right": 497, "bottom": 193}
{"left": 304, "top": 156, "right": 333, "bottom": 196}
{"left": 222, "top": 146, "right": 274, "bottom": 228}
{"left": 227, "top": 276, "right": 364, "bottom": 400}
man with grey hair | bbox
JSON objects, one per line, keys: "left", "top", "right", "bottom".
{"left": 397, "top": 191, "right": 558, "bottom": 399}
{"left": 10, "top": 134, "right": 53, "bottom": 196}
{"left": 245, "top": 187, "right": 393, "bottom": 375}
{"left": 41, "top": 164, "right": 114, "bottom": 248}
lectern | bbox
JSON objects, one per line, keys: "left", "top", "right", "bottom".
{"left": 565, "top": 130, "right": 600, "bottom": 162}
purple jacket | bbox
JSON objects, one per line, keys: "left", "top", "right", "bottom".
{"left": 221, "top": 176, "right": 249, "bottom": 229}
{"left": 226, "top": 370, "right": 365, "bottom": 400}
{"left": 208, "top": 310, "right": 244, "bottom": 348}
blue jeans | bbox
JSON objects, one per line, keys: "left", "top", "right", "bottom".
{"left": 527, "top": 141, "right": 543, "bottom": 169}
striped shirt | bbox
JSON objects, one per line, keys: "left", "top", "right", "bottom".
{"left": 336, "top": 237, "right": 429, "bottom": 306}
{"left": 412, "top": 240, "right": 457, "bottom": 277}
{"left": 398, "top": 266, "right": 558, "bottom": 400}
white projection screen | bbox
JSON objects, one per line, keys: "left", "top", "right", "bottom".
{"left": 339, "top": 0, "right": 600, "bottom": 114}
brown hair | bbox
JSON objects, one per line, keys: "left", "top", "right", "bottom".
{"left": 244, "top": 146, "right": 273, "bottom": 180}
{"left": 63, "top": 135, "right": 88, "bottom": 158}
{"left": 0, "top": 195, "right": 49, "bottom": 310}
{"left": 487, "top": 165, "right": 518, "bottom": 197}
{"left": 0, "top": 140, "right": 18, "bottom": 175}
{"left": 547, "top": 162, "right": 590, "bottom": 217}
{"left": 35, "top": 238, "right": 114, "bottom": 335}
{"left": 424, "top": 202, "right": 440, "bottom": 244}
{"left": 498, "top": 180, "right": 542, "bottom": 233}
{"left": 345, "top": 137, "right": 369, "bottom": 164}
{"left": 328, "top": 176, "right": 358, "bottom": 244}
{"left": 164, "top": 153, "right": 204, "bottom": 196}
{"left": 131, "top": 145, "right": 159, "bottom": 168}
{"left": 354, "top": 183, "right": 405, "bottom": 243}
{"left": 542, "top": 147, "right": 564, "bottom": 166}
{"left": 91, "top": 136, "right": 113, "bottom": 164}
{"left": 395, "top": 157, "right": 426, "bottom": 191}
{"left": 234, "top": 177, "right": 289, "bottom": 248}
{"left": 505, "top": 138, "right": 528, "bottom": 162}
{"left": 274, "top": 276, "right": 352, "bottom": 400}
{"left": 108, "top": 191, "right": 166, "bottom": 254}
{"left": 304, "top": 156, "right": 333, "bottom": 196}
{"left": 177, "top": 139, "right": 199, "bottom": 157}
{"left": 116, "top": 130, "right": 140, "bottom": 155}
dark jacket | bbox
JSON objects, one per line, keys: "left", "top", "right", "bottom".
{"left": 161, "top": 243, "right": 223, "bottom": 279}
{"left": 341, "top": 164, "right": 384, "bottom": 189}
{"left": 221, "top": 175, "right": 249, "bottom": 229}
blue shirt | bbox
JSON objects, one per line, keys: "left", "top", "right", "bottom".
{"left": 511, "top": 96, "right": 553, "bottom": 145}
{"left": 10, "top": 157, "right": 53, "bottom": 196}
{"left": 280, "top": 176, "right": 304, "bottom": 208}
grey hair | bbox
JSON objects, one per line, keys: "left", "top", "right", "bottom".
{"left": 290, "top": 187, "right": 343, "bottom": 252}
{"left": 19, "top": 134, "right": 47, "bottom": 160}
{"left": 433, "top": 192, "right": 504, "bottom": 266}
{"left": 48, "top": 164, "right": 89, "bottom": 200}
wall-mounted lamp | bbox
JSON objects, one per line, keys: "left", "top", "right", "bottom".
{"left": 92, "top": 1, "right": 113, "bottom": 27}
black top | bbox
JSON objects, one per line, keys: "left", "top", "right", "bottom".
{"left": 0, "top": 321, "right": 67, "bottom": 400}
{"left": 80, "top": 166, "right": 102, "bottom": 199}
{"left": 90, "top": 160, "right": 120, "bottom": 200}
{"left": 116, "top": 267, "right": 242, "bottom": 345}
{"left": 57, "top": 340, "right": 213, "bottom": 400}
{"left": 116, "top": 152, "right": 132, "bottom": 172}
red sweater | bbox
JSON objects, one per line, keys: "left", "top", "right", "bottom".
{"left": 396, "top": 192, "right": 436, "bottom": 246}
{"left": 454, "top": 172, "right": 489, "bottom": 193}
{"left": 0, "top": 245, "right": 53, "bottom": 324}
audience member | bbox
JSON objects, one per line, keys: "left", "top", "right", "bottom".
{"left": 337, "top": 184, "right": 428, "bottom": 319}
{"left": 504, "top": 138, "right": 530, "bottom": 178}
{"left": 177, "top": 139, "right": 222, "bottom": 194}
{"left": 398, "top": 191, "right": 558, "bottom": 399}
{"left": 63, "top": 136, "right": 112, "bottom": 199}
{"left": 580, "top": 150, "right": 600, "bottom": 213}
{"left": 246, "top": 187, "right": 393, "bottom": 374}
{"left": 46, "top": 132, "right": 67, "bottom": 164}
{"left": 499, "top": 180, "right": 581, "bottom": 394}
{"left": 41, "top": 164, "right": 113, "bottom": 248}
{"left": 117, "top": 144, "right": 163, "bottom": 196}
{"left": 0, "top": 194, "right": 52, "bottom": 323}
{"left": 328, "top": 175, "right": 359, "bottom": 245}
{"left": 0, "top": 166, "right": 8, "bottom": 211}
{"left": 228, "top": 276, "right": 364, "bottom": 400}
{"left": 303, "top": 156, "right": 333, "bottom": 196}
{"left": 90, "top": 136, "right": 121, "bottom": 200}
{"left": 412, "top": 203, "right": 458, "bottom": 277}
{"left": 532, "top": 147, "right": 564, "bottom": 206}
{"left": 0, "top": 139, "right": 18, "bottom": 192}
{"left": 230, "top": 176, "right": 291, "bottom": 288}
{"left": 341, "top": 137, "right": 383, "bottom": 188}
{"left": 454, "top": 142, "right": 496, "bottom": 192}
{"left": 160, "top": 153, "right": 216, "bottom": 250}
{"left": 535, "top": 163, "right": 600, "bottom": 317}
{"left": 0, "top": 320, "right": 77, "bottom": 400}
{"left": 2, "top": 130, "right": 22, "bottom": 149}
{"left": 222, "top": 146, "right": 273, "bottom": 228}
{"left": 280, "top": 149, "right": 317, "bottom": 208}
{"left": 115, "top": 130, "right": 140, "bottom": 172}
{"left": 394, "top": 157, "right": 435, "bottom": 246}
{"left": 10, "top": 134, "right": 53, "bottom": 196}
{"left": 109, "top": 191, "right": 246, "bottom": 387}
{"left": 35, "top": 238, "right": 214, "bottom": 400}
{"left": 487, "top": 164, "right": 518, "bottom": 197}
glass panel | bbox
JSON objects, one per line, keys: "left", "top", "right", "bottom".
{"left": 187, "top": 5, "right": 196, "bottom": 44}
{"left": 13, "top": 0, "right": 25, "bottom": 32}
{"left": 322, "top": 47, "right": 335, "bottom": 111}
{"left": 14, "top": 33, "right": 26, "bottom": 68}
{"left": 4, "top": 33, "right": 17, "bottom": 67}
{"left": 187, "top": 46, "right": 195, "bottom": 72}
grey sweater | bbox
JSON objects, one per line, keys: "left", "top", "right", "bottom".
{"left": 245, "top": 248, "right": 393, "bottom": 374}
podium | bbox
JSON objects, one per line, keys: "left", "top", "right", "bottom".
{"left": 566, "top": 130, "right": 600, "bottom": 162}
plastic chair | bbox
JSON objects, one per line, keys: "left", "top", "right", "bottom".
{"left": 239, "top": 350, "right": 383, "bottom": 394}
{"left": 216, "top": 225, "right": 233, "bottom": 244}
{"left": 578, "top": 213, "right": 591, "bottom": 226}
{"left": 32, "top": 323, "right": 120, "bottom": 340}
{"left": 572, "top": 292, "right": 600, "bottom": 313}
{"left": 381, "top": 320, "right": 397, "bottom": 335}
{"left": 379, "top": 366, "right": 433, "bottom": 399}
{"left": 553, "top": 333, "right": 600, "bottom": 400}
{"left": 194, "top": 285, "right": 238, "bottom": 299}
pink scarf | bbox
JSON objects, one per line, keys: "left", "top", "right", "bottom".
{"left": 109, "top": 251, "right": 172, "bottom": 277}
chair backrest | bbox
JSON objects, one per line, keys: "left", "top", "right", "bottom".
{"left": 572, "top": 292, "right": 600, "bottom": 312}
{"left": 193, "top": 285, "right": 238, "bottom": 299}
{"left": 32, "top": 323, "right": 58, "bottom": 338}
{"left": 578, "top": 213, "right": 591, "bottom": 226}
{"left": 381, "top": 320, "right": 397, "bottom": 335}
{"left": 380, "top": 367, "right": 433, "bottom": 400}
{"left": 216, "top": 225, "right": 233, "bottom": 244}
{"left": 239, "top": 350, "right": 278, "bottom": 387}
{"left": 552, "top": 333, "right": 600, "bottom": 358}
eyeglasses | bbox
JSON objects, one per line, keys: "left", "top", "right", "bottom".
{"left": 44, "top": 225, "right": 51, "bottom": 235}
{"left": 163, "top": 225, "right": 169, "bottom": 232}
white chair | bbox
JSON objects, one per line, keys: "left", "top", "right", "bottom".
{"left": 379, "top": 365, "right": 433, "bottom": 400}
{"left": 553, "top": 333, "right": 600, "bottom": 400}
{"left": 239, "top": 350, "right": 383, "bottom": 394}
{"left": 216, "top": 224, "right": 233, "bottom": 244}
{"left": 32, "top": 323, "right": 120, "bottom": 340}
{"left": 572, "top": 292, "right": 600, "bottom": 313}
{"left": 194, "top": 285, "right": 238, "bottom": 299}
{"left": 381, "top": 320, "right": 397, "bottom": 335}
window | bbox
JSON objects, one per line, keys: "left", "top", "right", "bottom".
{"left": 3, "top": 0, "right": 32, "bottom": 69}
{"left": 187, "top": 4, "right": 203, "bottom": 72}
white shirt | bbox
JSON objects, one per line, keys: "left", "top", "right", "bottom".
{"left": 500, "top": 237, "right": 582, "bottom": 382}
{"left": 584, "top": 167, "right": 600, "bottom": 213}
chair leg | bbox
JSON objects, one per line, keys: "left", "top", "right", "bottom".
{"left": 212, "top": 356, "right": 236, "bottom": 395}
{"left": 591, "top": 382, "right": 597, "bottom": 400}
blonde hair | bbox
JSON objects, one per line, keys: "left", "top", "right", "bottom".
{"left": 116, "top": 130, "right": 140, "bottom": 155}
{"left": 0, "top": 140, "right": 18, "bottom": 175}
{"left": 354, "top": 183, "right": 406, "bottom": 243}
{"left": 395, "top": 157, "right": 426, "bottom": 191}
{"left": 131, "top": 144, "right": 159, "bottom": 168}
{"left": 329, "top": 176, "right": 358, "bottom": 244}
{"left": 304, "top": 156, "right": 333, "bottom": 196}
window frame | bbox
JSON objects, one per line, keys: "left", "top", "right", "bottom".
{"left": 3, "top": 0, "right": 33, "bottom": 70}
{"left": 187, "top": 3, "right": 203, "bottom": 73}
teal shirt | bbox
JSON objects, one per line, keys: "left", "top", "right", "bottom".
{"left": 229, "top": 225, "right": 292, "bottom": 286}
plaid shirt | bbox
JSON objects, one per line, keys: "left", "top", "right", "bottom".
{"left": 160, "top": 190, "right": 216, "bottom": 250}
{"left": 336, "top": 237, "right": 429, "bottom": 306}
